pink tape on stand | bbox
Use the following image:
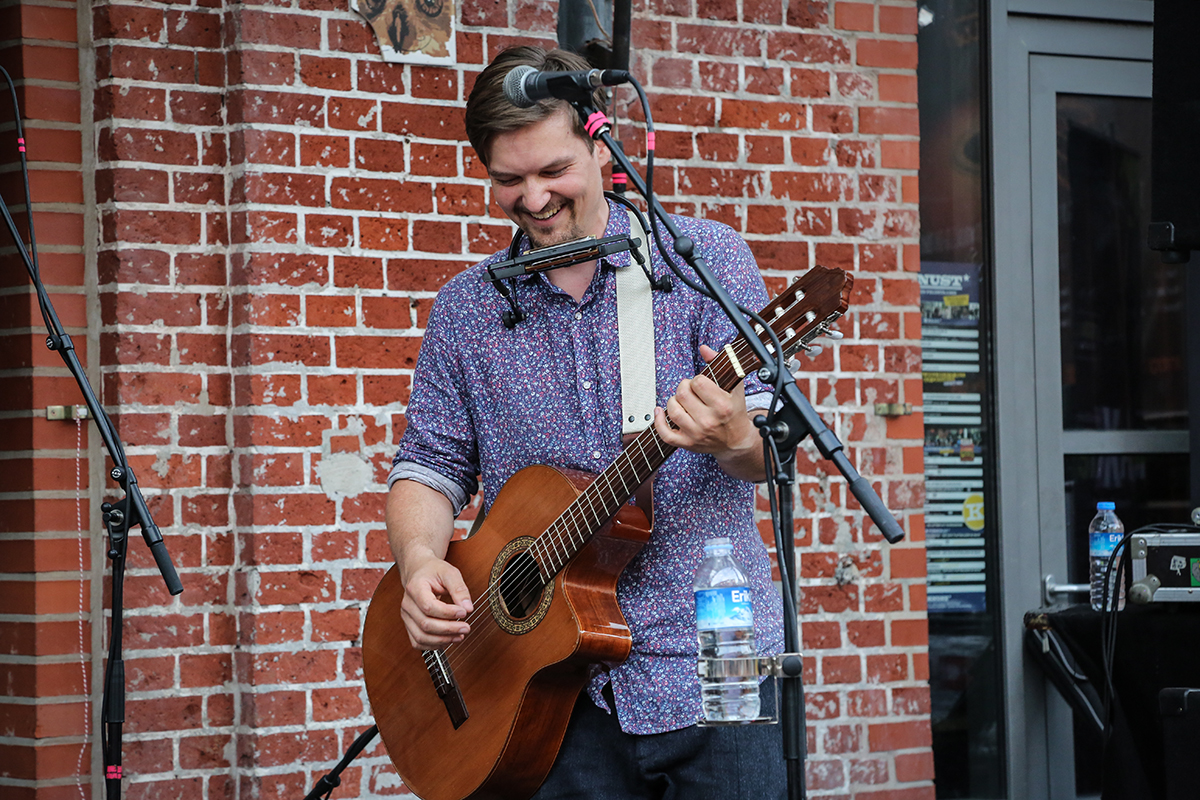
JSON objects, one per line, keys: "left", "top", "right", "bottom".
{"left": 585, "top": 112, "right": 610, "bottom": 137}
{"left": 646, "top": 131, "right": 655, "bottom": 151}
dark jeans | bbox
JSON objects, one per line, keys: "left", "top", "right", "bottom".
{"left": 532, "top": 682, "right": 787, "bottom": 799}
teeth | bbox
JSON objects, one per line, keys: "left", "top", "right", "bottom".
{"left": 530, "top": 206, "right": 560, "bottom": 220}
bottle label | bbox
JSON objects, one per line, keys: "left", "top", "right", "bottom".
{"left": 1090, "top": 531, "right": 1122, "bottom": 557}
{"left": 695, "top": 587, "right": 754, "bottom": 630}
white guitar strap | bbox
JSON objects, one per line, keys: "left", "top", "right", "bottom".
{"left": 616, "top": 209, "right": 656, "bottom": 435}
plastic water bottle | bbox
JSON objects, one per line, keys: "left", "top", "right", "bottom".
{"left": 1088, "top": 502, "right": 1125, "bottom": 611}
{"left": 694, "top": 537, "right": 759, "bottom": 722}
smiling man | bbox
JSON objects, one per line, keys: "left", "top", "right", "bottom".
{"left": 385, "top": 45, "right": 787, "bottom": 799}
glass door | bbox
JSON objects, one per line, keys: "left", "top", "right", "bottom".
{"left": 1026, "top": 54, "right": 1189, "bottom": 798}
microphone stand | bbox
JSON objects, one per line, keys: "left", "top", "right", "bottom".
{"left": 0, "top": 182, "right": 183, "bottom": 799}
{"left": 567, "top": 94, "right": 906, "bottom": 800}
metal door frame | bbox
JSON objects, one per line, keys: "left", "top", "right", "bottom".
{"left": 987, "top": 3, "right": 1153, "bottom": 798}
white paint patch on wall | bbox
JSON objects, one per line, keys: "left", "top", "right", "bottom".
{"left": 318, "top": 452, "right": 372, "bottom": 498}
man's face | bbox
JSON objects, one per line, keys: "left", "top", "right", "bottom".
{"left": 486, "top": 108, "right": 611, "bottom": 249}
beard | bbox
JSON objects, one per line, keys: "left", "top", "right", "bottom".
{"left": 519, "top": 201, "right": 588, "bottom": 250}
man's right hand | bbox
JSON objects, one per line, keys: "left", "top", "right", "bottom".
{"left": 386, "top": 479, "right": 472, "bottom": 650}
{"left": 399, "top": 555, "right": 475, "bottom": 649}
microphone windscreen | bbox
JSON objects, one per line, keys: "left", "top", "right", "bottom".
{"left": 503, "top": 65, "right": 538, "bottom": 108}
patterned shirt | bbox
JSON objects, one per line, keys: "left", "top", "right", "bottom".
{"left": 390, "top": 201, "right": 785, "bottom": 734}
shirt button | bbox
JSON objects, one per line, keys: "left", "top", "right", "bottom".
{"left": 582, "top": 380, "right": 592, "bottom": 389}
{"left": 592, "top": 450, "right": 602, "bottom": 459}
{"left": 574, "top": 312, "right": 582, "bottom": 320}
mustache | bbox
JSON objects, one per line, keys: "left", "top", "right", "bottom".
{"left": 516, "top": 200, "right": 567, "bottom": 217}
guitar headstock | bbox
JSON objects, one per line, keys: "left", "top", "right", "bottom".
{"left": 747, "top": 265, "right": 853, "bottom": 369}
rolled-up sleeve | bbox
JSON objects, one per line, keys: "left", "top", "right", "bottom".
{"left": 391, "top": 290, "right": 480, "bottom": 514}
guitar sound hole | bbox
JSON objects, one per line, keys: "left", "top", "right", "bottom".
{"left": 499, "top": 551, "right": 545, "bottom": 619}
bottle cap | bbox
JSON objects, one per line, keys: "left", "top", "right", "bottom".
{"left": 1097, "top": 501, "right": 1115, "bottom": 510}
{"left": 703, "top": 537, "right": 732, "bottom": 550}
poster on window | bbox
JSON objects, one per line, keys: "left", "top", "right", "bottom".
{"left": 921, "top": 261, "right": 988, "bottom": 613}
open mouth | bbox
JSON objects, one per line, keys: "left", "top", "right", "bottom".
{"left": 527, "top": 204, "right": 564, "bottom": 222}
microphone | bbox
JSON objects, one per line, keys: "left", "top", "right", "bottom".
{"left": 503, "top": 64, "right": 630, "bottom": 108}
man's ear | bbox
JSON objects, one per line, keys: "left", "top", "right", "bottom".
{"left": 595, "top": 138, "right": 611, "bottom": 169}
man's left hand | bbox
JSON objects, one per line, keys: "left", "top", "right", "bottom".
{"left": 654, "top": 345, "right": 766, "bottom": 482}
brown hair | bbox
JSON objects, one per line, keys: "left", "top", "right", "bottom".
{"left": 464, "top": 45, "right": 602, "bottom": 167}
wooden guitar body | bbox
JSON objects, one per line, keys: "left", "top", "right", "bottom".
{"left": 362, "top": 464, "right": 652, "bottom": 800}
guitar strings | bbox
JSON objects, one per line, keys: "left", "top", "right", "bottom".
{"left": 430, "top": 284, "right": 831, "bottom": 677}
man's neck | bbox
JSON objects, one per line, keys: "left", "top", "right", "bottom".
{"left": 540, "top": 203, "right": 610, "bottom": 302}
{"left": 548, "top": 260, "right": 599, "bottom": 302}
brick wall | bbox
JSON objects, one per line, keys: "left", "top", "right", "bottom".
{"left": 1, "top": 0, "right": 929, "bottom": 797}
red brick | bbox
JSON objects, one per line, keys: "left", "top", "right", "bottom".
{"left": 720, "top": 99, "right": 807, "bottom": 131}
{"left": 332, "top": 177, "right": 433, "bottom": 213}
{"left": 301, "top": 55, "right": 352, "bottom": 91}
{"left": 858, "top": 39, "right": 919, "bottom": 69}
{"left": 881, "top": 5, "right": 919, "bottom": 35}
{"left": 312, "top": 608, "right": 360, "bottom": 642}
{"left": 648, "top": 95, "right": 716, "bottom": 127}
{"left": 438, "top": 184, "right": 487, "bottom": 216}
{"left": 768, "top": 32, "right": 851, "bottom": 64}
{"left": 822, "top": 654, "right": 861, "bottom": 684}
{"left": 412, "top": 65, "right": 458, "bottom": 100}
{"left": 313, "top": 686, "right": 364, "bottom": 721}
{"left": 258, "top": 570, "right": 336, "bottom": 606}
{"left": 880, "top": 73, "right": 918, "bottom": 103}
{"left": 787, "top": 0, "right": 829, "bottom": 27}
{"left": 94, "top": 84, "right": 166, "bottom": 122}
{"left": 106, "top": 44, "right": 195, "bottom": 83}
{"left": 744, "top": 0, "right": 782, "bottom": 24}
{"left": 100, "top": 127, "right": 198, "bottom": 166}
{"left": 851, "top": 757, "right": 890, "bottom": 784}
{"left": 802, "top": 620, "right": 842, "bottom": 649}
{"left": 334, "top": 256, "right": 385, "bottom": 289}
{"left": 893, "top": 686, "right": 931, "bottom": 716}
{"left": 358, "top": 61, "right": 407, "bottom": 95}
{"left": 864, "top": 582, "right": 904, "bottom": 613}
{"left": 382, "top": 101, "right": 465, "bottom": 140}
{"left": 890, "top": 547, "right": 927, "bottom": 578}
{"left": 867, "top": 653, "right": 908, "bottom": 682}
{"left": 125, "top": 737, "right": 173, "bottom": 774}
{"left": 103, "top": 209, "right": 202, "bottom": 245}
{"left": 868, "top": 720, "right": 932, "bottom": 752}
{"left": 860, "top": 106, "right": 920, "bottom": 135}
{"left": 359, "top": 217, "right": 410, "bottom": 251}
{"left": 306, "top": 214, "right": 354, "bottom": 249}
{"left": 292, "top": 135, "right": 345, "bottom": 169}
{"left": 835, "top": 2, "right": 874, "bottom": 31}
{"left": 848, "top": 619, "right": 885, "bottom": 647}
{"left": 340, "top": 568, "right": 386, "bottom": 601}
{"left": 233, "top": 90, "right": 325, "bottom": 127}
{"left": 893, "top": 751, "right": 934, "bottom": 782}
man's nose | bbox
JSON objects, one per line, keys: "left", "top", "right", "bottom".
{"left": 523, "top": 179, "right": 551, "bottom": 211}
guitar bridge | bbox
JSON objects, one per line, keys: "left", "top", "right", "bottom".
{"left": 423, "top": 649, "right": 469, "bottom": 729}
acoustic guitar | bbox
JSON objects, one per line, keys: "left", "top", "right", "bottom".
{"left": 362, "top": 265, "right": 853, "bottom": 800}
